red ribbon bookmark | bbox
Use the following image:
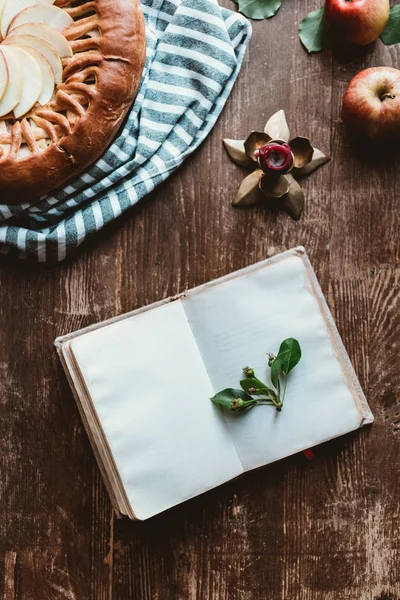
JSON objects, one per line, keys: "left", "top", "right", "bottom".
{"left": 303, "top": 448, "right": 314, "bottom": 460}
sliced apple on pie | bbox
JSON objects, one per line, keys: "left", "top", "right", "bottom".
{"left": 8, "top": 23, "right": 73, "bottom": 57}
{"left": 22, "top": 46, "right": 55, "bottom": 106}
{"left": 3, "top": 34, "right": 63, "bottom": 83}
{"left": 8, "top": 46, "right": 43, "bottom": 118}
{"left": 0, "top": 45, "right": 8, "bottom": 101}
{"left": 1, "top": 0, "right": 56, "bottom": 39}
{"left": 0, "top": 0, "right": 146, "bottom": 204}
{"left": 8, "top": 5, "right": 74, "bottom": 35}
{"left": 0, "top": 0, "right": 72, "bottom": 118}
{"left": 0, "top": 46, "right": 22, "bottom": 117}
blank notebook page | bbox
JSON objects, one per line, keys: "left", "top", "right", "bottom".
{"left": 182, "top": 254, "right": 363, "bottom": 472}
{"left": 69, "top": 300, "right": 242, "bottom": 520}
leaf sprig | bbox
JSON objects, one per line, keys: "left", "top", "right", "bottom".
{"left": 210, "top": 338, "right": 301, "bottom": 413}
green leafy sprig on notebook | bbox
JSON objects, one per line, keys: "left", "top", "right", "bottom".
{"left": 211, "top": 338, "right": 301, "bottom": 412}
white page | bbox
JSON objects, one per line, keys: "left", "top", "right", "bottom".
{"left": 182, "top": 254, "right": 363, "bottom": 472}
{"left": 69, "top": 300, "right": 243, "bottom": 520}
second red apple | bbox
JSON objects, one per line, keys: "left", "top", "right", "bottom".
{"left": 324, "top": 0, "right": 390, "bottom": 46}
{"left": 342, "top": 67, "right": 400, "bottom": 141}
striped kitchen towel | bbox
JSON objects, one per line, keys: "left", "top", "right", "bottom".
{"left": 0, "top": 0, "right": 251, "bottom": 262}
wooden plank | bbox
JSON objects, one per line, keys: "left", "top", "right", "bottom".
{"left": 0, "top": 259, "right": 114, "bottom": 600}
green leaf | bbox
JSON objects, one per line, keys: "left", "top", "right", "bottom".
{"left": 233, "top": 0, "right": 281, "bottom": 20}
{"left": 240, "top": 377, "right": 274, "bottom": 395}
{"left": 270, "top": 359, "right": 281, "bottom": 391}
{"left": 299, "top": 7, "right": 325, "bottom": 53}
{"left": 276, "top": 338, "right": 302, "bottom": 376}
{"left": 381, "top": 5, "right": 400, "bottom": 45}
{"left": 210, "top": 388, "right": 255, "bottom": 411}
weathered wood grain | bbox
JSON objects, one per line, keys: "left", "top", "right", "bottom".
{"left": 1, "top": 0, "right": 400, "bottom": 598}
{"left": 0, "top": 261, "right": 115, "bottom": 599}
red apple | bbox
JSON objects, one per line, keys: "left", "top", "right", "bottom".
{"left": 342, "top": 67, "right": 400, "bottom": 141}
{"left": 325, "top": 0, "right": 390, "bottom": 46}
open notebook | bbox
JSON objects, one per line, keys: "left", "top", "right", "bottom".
{"left": 56, "top": 247, "right": 373, "bottom": 520}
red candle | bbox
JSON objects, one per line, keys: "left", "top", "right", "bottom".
{"left": 255, "top": 142, "right": 294, "bottom": 174}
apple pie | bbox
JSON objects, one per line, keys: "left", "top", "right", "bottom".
{"left": 0, "top": 0, "right": 146, "bottom": 204}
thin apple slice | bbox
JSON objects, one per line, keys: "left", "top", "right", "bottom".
{"left": 0, "top": 0, "right": 7, "bottom": 41}
{"left": 8, "top": 5, "right": 73, "bottom": 35}
{"left": 8, "top": 46, "right": 43, "bottom": 118}
{"left": 8, "top": 23, "right": 72, "bottom": 57}
{"left": 19, "top": 46, "right": 54, "bottom": 105}
{"left": 3, "top": 34, "right": 63, "bottom": 83}
{"left": 0, "top": 47, "right": 9, "bottom": 101}
{"left": 0, "top": 46, "right": 23, "bottom": 117}
{"left": 1, "top": 0, "right": 55, "bottom": 39}
{"left": 0, "top": 0, "right": 7, "bottom": 25}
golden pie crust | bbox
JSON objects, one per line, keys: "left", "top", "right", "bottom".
{"left": 0, "top": 0, "right": 146, "bottom": 204}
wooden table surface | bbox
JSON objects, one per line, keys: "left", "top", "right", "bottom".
{"left": 1, "top": 1, "right": 399, "bottom": 598}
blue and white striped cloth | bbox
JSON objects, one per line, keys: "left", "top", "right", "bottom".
{"left": 0, "top": 0, "right": 251, "bottom": 262}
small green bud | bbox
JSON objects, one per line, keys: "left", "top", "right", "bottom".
{"left": 243, "top": 366, "right": 254, "bottom": 378}
{"left": 268, "top": 353, "right": 276, "bottom": 367}
{"left": 231, "top": 398, "right": 246, "bottom": 411}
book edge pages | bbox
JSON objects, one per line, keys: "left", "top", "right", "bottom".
{"left": 57, "top": 342, "right": 137, "bottom": 520}
{"left": 300, "top": 253, "right": 374, "bottom": 426}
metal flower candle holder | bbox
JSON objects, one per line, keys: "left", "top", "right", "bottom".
{"left": 223, "top": 110, "right": 330, "bottom": 219}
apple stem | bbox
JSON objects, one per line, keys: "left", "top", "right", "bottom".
{"left": 381, "top": 93, "right": 396, "bottom": 101}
